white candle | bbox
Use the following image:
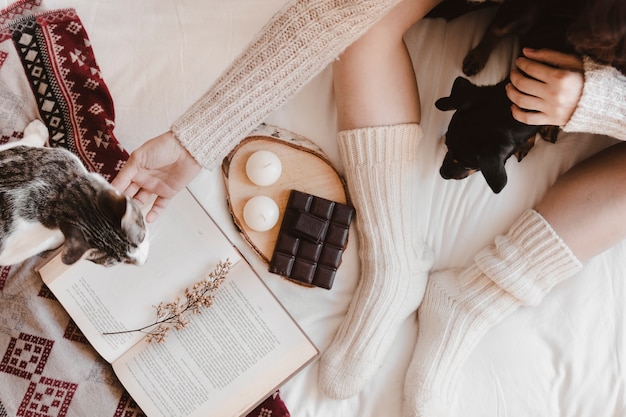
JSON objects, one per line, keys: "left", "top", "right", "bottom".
{"left": 245, "top": 150, "right": 282, "bottom": 186}
{"left": 243, "top": 195, "right": 279, "bottom": 232}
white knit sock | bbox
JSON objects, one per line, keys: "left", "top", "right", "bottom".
{"left": 403, "top": 209, "right": 582, "bottom": 417}
{"left": 318, "top": 124, "right": 433, "bottom": 399}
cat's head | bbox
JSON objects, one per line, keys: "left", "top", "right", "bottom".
{"left": 59, "top": 176, "right": 150, "bottom": 266}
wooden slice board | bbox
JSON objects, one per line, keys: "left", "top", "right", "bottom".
{"left": 222, "top": 125, "right": 348, "bottom": 265}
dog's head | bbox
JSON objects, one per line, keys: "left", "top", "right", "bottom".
{"left": 436, "top": 76, "right": 539, "bottom": 194}
{"left": 438, "top": 143, "right": 516, "bottom": 193}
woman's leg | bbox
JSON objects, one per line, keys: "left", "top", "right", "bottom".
{"left": 333, "top": 0, "right": 436, "bottom": 130}
{"left": 318, "top": 0, "right": 443, "bottom": 399}
{"left": 535, "top": 141, "right": 626, "bottom": 262}
{"left": 403, "top": 142, "right": 626, "bottom": 416}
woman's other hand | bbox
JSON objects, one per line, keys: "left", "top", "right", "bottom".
{"left": 506, "top": 48, "right": 584, "bottom": 126}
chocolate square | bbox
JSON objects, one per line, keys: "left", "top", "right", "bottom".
{"left": 269, "top": 190, "right": 354, "bottom": 290}
{"left": 325, "top": 224, "right": 349, "bottom": 247}
{"left": 274, "top": 234, "right": 299, "bottom": 255}
{"left": 313, "top": 265, "right": 337, "bottom": 290}
{"left": 293, "top": 211, "right": 328, "bottom": 243}
{"left": 331, "top": 204, "right": 355, "bottom": 225}
{"left": 319, "top": 245, "right": 343, "bottom": 266}
{"left": 310, "top": 198, "right": 334, "bottom": 220}
{"left": 270, "top": 252, "right": 295, "bottom": 276}
{"left": 298, "top": 240, "right": 323, "bottom": 262}
{"left": 291, "top": 259, "right": 317, "bottom": 284}
{"left": 288, "top": 190, "right": 312, "bottom": 211}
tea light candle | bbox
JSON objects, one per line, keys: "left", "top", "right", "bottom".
{"left": 243, "top": 195, "right": 279, "bottom": 232}
{"left": 245, "top": 150, "right": 282, "bottom": 186}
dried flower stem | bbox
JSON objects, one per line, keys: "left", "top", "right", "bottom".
{"left": 103, "top": 259, "right": 232, "bottom": 343}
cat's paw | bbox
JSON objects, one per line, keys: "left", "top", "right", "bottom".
{"left": 22, "top": 119, "right": 49, "bottom": 147}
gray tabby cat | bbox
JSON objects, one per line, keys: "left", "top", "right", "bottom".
{"left": 0, "top": 119, "right": 149, "bottom": 266}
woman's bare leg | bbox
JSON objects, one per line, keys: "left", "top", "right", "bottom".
{"left": 318, "top": 0, "right": 443, "bottom": 400}
{"left": 334, "top": 0, "right": 442, "bottom": 130}
{"left": 536, "top": 141, "right": 626, "bottom": 262}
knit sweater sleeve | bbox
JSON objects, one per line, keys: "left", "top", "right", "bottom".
{"left": 562, "top": 57, "right": 626, "bottom": 140}
{"left": 171, "top": 0, "right": 401, "bottom": 169}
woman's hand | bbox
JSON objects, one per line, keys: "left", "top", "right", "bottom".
{"left": 506, "top": 48, "right": 584, "bottom": 126}
{"left": 112, "top": 131, "right": 202, "bottom": 223}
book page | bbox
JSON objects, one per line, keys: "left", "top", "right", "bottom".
{"left": 112, "top": 260, "right": 318, "bottom": 417}
{"left": 38, "top": 189, "right": 241, "bottom": 363}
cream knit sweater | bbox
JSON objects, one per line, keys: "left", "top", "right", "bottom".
{"left": 171, "top": 0, "right": 402, "bottom": 168}
{"left": 171, "top": 0, "right": 626, "bottom": 169}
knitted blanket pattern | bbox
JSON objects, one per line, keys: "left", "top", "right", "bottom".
{"left": 0, "top": 2, "right": 289, "bottom": 416}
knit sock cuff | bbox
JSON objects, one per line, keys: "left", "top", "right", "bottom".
{"left": 563, "top": 57, "right": 626, "bottom": 140}
{"left": 337, "top": 124, "right": 423, "bottom": 168}
{"left": 474, "top": 209, "right": 582, "bottom": 305}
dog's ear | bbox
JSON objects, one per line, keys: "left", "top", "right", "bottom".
{"left": 477, "top": 144, "right": 514, "bottom": 194}
{"left": 478, "top": 153, "right": 507, "bottom": 194}
{"left": 435, "top": 76, "right": 476, "bottom": 111}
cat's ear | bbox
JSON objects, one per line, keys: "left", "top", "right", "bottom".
{"left": 99, "top": 188, "right": 128, "bottom": 224}
{"left": 60, "top": 226, "right": 91, "bottom": 265}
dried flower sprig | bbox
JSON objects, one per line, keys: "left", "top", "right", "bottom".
{"left": 103, "top": 259, "right": 232, "bottom": 343}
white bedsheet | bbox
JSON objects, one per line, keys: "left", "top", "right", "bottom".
{"left": 23, "top": 1, "right": 626, "bottom": 416}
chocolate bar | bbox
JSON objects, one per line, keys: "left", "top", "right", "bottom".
{"left": 269, "top": 190, "right": 354, "bottom": 289}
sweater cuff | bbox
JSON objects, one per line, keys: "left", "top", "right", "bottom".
{"left": 563, "top": 57, "right": 626, "bottom": 141}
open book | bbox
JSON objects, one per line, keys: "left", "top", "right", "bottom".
{"left": 38, "top": 188, "right": 318, "bottom": 417}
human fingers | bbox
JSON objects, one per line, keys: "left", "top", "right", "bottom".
{"left": 132, "top": 188, "right": 157, "bottom": 210}
{"left": 510, "top": 103, "right": 549, "bottom": 126}
{"left": 509, "top": 67, "right": 545, "bottom": 100}
{"left": 521, "top": 48, "right": 584, "bottom": 71}
{"left": 123, "top": 181, "right": 141, "bottom": 199}
{"left": 145, "top": 195, "right": 172, "bottom": 223}
{"left": 111, "top": 160, "right": 139, "bottom": 194}
{"left": 514, "top": 54, "right": 583, "bottom": 89}
{"left": 514, "top": 56, "right": 560, "bottom": 84}
{"left": 509, "top": 65, "right": 582, "bottom": 126}
{"left": 508, "top": 83, "right": 577, "bottom": 126}
{"left": 505, "top": 80, "right": 544, "bottom": 113}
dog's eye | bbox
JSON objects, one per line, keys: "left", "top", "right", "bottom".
{"left": 448, "top": 152, "right": 472, "bottom": 167}
{"left": 453, "top": 154, "right": 478, "bottom": 169}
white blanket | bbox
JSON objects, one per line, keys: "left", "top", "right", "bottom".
{"left": 25, "top": 1, "right": 626, "bottom": 416}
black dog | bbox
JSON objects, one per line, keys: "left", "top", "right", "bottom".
{"left": 436, "top": 77, "right": 541, "bottom": 193}
{"left": 437, "top": 0, "right": 583, "bottom": 193}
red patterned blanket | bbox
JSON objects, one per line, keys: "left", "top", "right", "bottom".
{"left": 0, "top": 1, "right": 290, "bottom": 416}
